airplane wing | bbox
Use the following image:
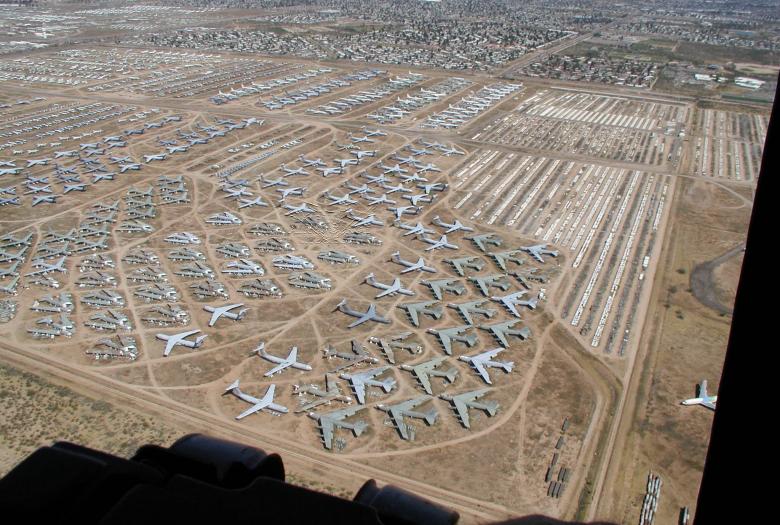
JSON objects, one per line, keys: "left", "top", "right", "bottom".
{"left": 505, "top": 301, "right": 521, "bottom": 318}
{"left": 375, "top": 286, "right": 394, "bottom": 298}
{"left": 236, "top": 401, "right": 267, "bottom": 420}
{"left": 472, "top": 360, "right": 492, "bottom": 384}
{"left": 351, "top": 379, "right": 367, "bottom": 404}
{"left": 264, "top": 361, "right": 291, "bottom": 377}
{"left": 700, "top": 380, "right": 708, "bottom": 398}
{"left": 162, "top": 337, "right": 180, "bottom": 357}
{"left": 288, "top": 347, "right": 298, "bottom": 363}
{"left": 702, "top": 400, "right": 716, "bottom": 410}
{"left": 417, "top": 370, "right": 434, "bottom": 395}
{"left": 208, "top": 309, "right": 224, "bottom": 326}
{"left": 492, "top": 327, "right": 509, "bottom": 347}
{"left": 268, "top": 402, "right": 289, "bottom": 413}
{"left": 319, "top": 418, "right": 335, "bottom": 449}
{"left": 348, "top": 313, "right": 372, "bottom": 328}
{"left": 406, "top": 307, "right": 420, "bottom": 327}
{"left": 452, "top": 397, "right": 471, "bottom": 428}
{"left": 388, "top": 407, "right": 409, "bottom": 440}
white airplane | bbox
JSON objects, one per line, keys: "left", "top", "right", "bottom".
{"left": 281, "top": 165, "right": 309, "bottom": 177}
{"left": 364, "top": 193, "right": 396, "bottom": 206}
{"left": 391, "top": 252, "right": 436, "bottom": 273}
{"left": 459, "top": 348, "right": 514, "bottom": 384}
{"left": 119, "top": 163, "right": 141, "bottom": 173}
{"left": 283, "top": 202, "right": 315, "bottom": 215}
{"left": 681, "top": 380, "right": 717, "bottom": 410}
{"left": 25, "top": 256, "right": 67, "bottom": 277}
{"left": 203, "top": 303, "right": 248, "bottom": 326}
{"left": 402, "top": 193, "right": 433, "bottom": 206}
{"left": 399, "top": 173, "right": 428, "bottom": 183}
{"left": 54, "top": 150, "right": 77, "bottom": 158}
{"left": 361, "top": 173, "right": 390, "bottom": 185}
{"left": 238, "top": 196, "right": 269, "bottom": 209}
{"left": 316, "top": 166, "right": 343, "bottom": 177}
{"left": 324, "top": 192, "right": 357, "bottom": 206}
{"left": 167, "top": 145, "right": 189, "bottom": 154}
{"left": 491, "top": 291, "right": 537, "bottom": 317}
{"left": 299, "top": 156, "right": 326, "bottom": 167}
{"left": 260, "top": 176, "right": 288, "bottom": 188}
{"left": 223, "top": 380, "right": 288, "bottom": 419}
{"left": 345, "top": 183, "right": 375, "bottom": 195}
{"left": 346, "top": 209, "right": 383, "bottom": 227}
{"left": 382, "top": 182, "right": 413, "bottom": 194}
{"left": 255, "top": 342, "right": 312, "bottom": 376}
{"left": 27, "top": 158, "right": 52, "bottom": 167}
{"left": 277, "top": 187, "right": 305, "bottom": 200}
{"left": 380, "top": 163, "right": 408, "bottom": 175}
{"left": 420, "top": 234, "right": 459, "bottom": 251}
{"left": 365, "top": 273, "right": 414, "bottom": 298}
{"left": 396, "top": 222, "right": 434, "bottom": 236}
{"left": 156, "top": 329, "right": 208, "bottom": 357}
{"left": 432, "top": 216, "right": 474, "bottom": 233}
{"left": 335, "top": 158, "right": 358, "bottom": 168}
{"left": 144, "top": 153, "right": 167, "bottom": 163}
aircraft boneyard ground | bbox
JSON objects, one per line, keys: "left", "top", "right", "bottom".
{"left": 0, "top": 47, "right": 760, "bottom": 523}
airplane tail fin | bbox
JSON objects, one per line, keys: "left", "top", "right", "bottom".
{"left": 502, "top": 362, "right": 515, "bottom": 373}
{"left": 423, "top": 409, "right": 438, "bottom": 426}
{"left": 253, "top": 341, "right": 267, "bottom": 356}
{"left": 483, "top": 401, "right": 499, "bottom": 417}
{"left": 194, "top": 335, "right": 208, "bottom": 347}
{"left": 444, "top": 368, "right": 459, "bottom": 383}
{"left": 526, "top": 298, "right": 538, "bottom": 310}
{"left": 699, "top": 380, "right": 708, "bottom": 398}
{"left": 334, "top": 299, "right": 347, "bottom": 311}
{"left": 379, "top": 379, "right": 396, "bottom": 393}
{"left": 224, "top": 379, "right": 240, "bottom": 394}
{"left": 352, "top": 420, "right": 369, "bottom": 437}
{"left": 237, "top": 308, "right": 249, "bottom": 320}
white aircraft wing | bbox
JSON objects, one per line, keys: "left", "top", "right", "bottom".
{"left": 702, "top": 400, "right": 716, "bottom": 410}
{"left": 163, "top": 338, "right": 178, "bottom": 357}
{"left": 504, "top": 300, "right": 521, "bottom": 318}
{"left": 472, "top": 360, "right": 492, "bottom": 384}
{"left": 264, "top": 361, "right": 292, "bottom": 377}
{"left": 208, "top": 308, "right": 225, "bottom": 326}
{"left": 236, "top": 402, "right": 268, "bottom": 419}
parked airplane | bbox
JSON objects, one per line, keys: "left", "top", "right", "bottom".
{"left": 401, "top": 357, "right": 458, "bottom": 395}
{"left": 432, "top": 216, "right": 474, "bottom": 234}
{"left": 521, "top": 243, "right": 559, "bottom": 263}
{"left": 447, "top": 300, "right": 497, "bottom": 325}
{"left": 156, "top": 329, "right": 207, "bottom": 357}
{"left": 255, "top": 341, "right": 313, "bottom": 376}
{"left": 316, "top": 166, "right": 343, "bottom": 177}
{"left": 260, "top": 176, "right": 288, "bottom": 188}
{"left": 365, "top": 273, "right": 414, "bottom": 298}
{"left": 397, "top": 300, "right": 442, "bottom": 327}
{"left": 334, "top": 299, "right": 390, "bottom": 328}
{"left": 440, "top": 388, "right": 498, "bottom": 428}
{"left": 681, "top": 380, "right": 717, "bottom": 410}
{"left": 283, "top": 202, "right": 316, "bottom": 215}
{"left": 203, "top": 303, "right": 247, "bottom": 326}
{"left": 299, "top": 156, "right": 326, "bottom": 167}
{"left": 25, "top": 256, "right": 67, "bottom": 277}
{"left": 389, "top": 205, "right": 420, "bottom": 220}
{"left": 377, "top": 396, "right": 437, "bottom": 440}
{"left": 420, "top": 234, "right": 458, "bottom": 251}
{"left": 324, "top": 192, "right": 357, "bottom": 206}
{"left": 491, "top": 291, "right": 537, "bottom": 317}
{"left": 459, "top": 348, "right": 514, "bottom": 384}
{"left": 364, "top": 193, "right": 396, "bottom": 206}
{"left": 277, "top": 186, "right": 305, "bottom": 200}
{"left": 340, "top": 366, "right": 396, "bottom": 404}
{"left": 391, "top": 251, "right": 436, "bottom": 273}
{"left": 346, "top": 209, "right": 383, "bottom": 227}
{"left": 309, "top": 405, "right": 368, "bottom": 450}
{"left": 223, "top": 381, "right": 288, "bottom": 419}
{"left": 144, "top": 153, "right": 167, "bottom": 163}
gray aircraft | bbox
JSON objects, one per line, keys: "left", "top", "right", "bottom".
{"left": 364, "top": 273, "right": 414, "bottom": 298}
{"left": 309, "top": 405, "right": 368, "bottom": 450}
{"left": 390, "top": 251, "right": 436, "bottom": 273}
{"left": 447, "top": 299, "right": 497, "bottom": 325}
{"left": 401, "top": 356, "right": 458, "bottom": 395}
{"left": 467, "top": 233, "right": 503, "bottom": 252}
{"left": 427, "top": 325, "right": 478, "bottom": 355}
{"left": 459, "top": 348, "right": 514, "bottom": 384}
{"left": 255, "top": 342, "right": 313, "bottom": 376}
{"left": 203, "top": 303, "right": 247, "bottom": 326}
{"left": 469, "top": 274, "right": 511, "bottom": 296}
{"left": 340, "top": 366, "right": 396, "bottom": 404}
{"left": 397, "top": 300, "right": 442, "bottom": 327}
{"left": 396, "top": 221, "right": 434, "bottom": 237}
{"left": 420, "top": 234, "right": 458, "bottom": 251}
{"left": 489, "top": 250, "right": 525, "bottom": 272}
{"left": 440, "top": 388, "right": 499, "bottom": 429}
{"left": 368, "top": 332, "right": 422, "bottom": 364}
{"left": 334, "top": 299, "right": 391, "bottom": 328}
{"left": 376, "top": 396, "right": 438, "bottom": 441}
{"left": 323, "top": 340, "right": 379, "bottom": 372}
{"left": 491, "top": 291, "right": 537, "bottom": 317}
{"left": 479, "top": 319, "right": 532, "bottom": 348}
{"left": 520, "top": 243, "right": 559, "bottom": 263}
{"left": 293, "top": 373, "right": 352, "bottom": 412}
{"left": 421, "top": 278, "right": 466, "bottom": 301}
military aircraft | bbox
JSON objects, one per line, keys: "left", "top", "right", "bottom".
{"left": 469, "top": 274, "right": 511, "bottom": 296}
{"left": 255, "top": 341, "right": 313, "bottom": 376}
{"left": 364, "top": 193, "right": 396, "bottom": 206}
{"left": 281, "top": 165, "right": 310, "bottom": 177}
{"left": 446, "top": 256, "right": 484, "bottom": 276}
{"left": 397, "top": 300, "right": 443, "bottom": 327}
{"left": 427, "top": 325, "right": 478, "bottom": 355}
{"left": 447, "top": 299, "right": 497, "bottom": 325}
{"left": 283, "top": 202, "right": 316, "bottom": 215}
{"left": 459, "top": 348, "right": 514, "bottom": 384}
{"left": 399, "top": 173, "right": 428, "bottom": 184}
{"left": 489, "top": 250, "right": 525, "bottom": 272}
{"left": 203, "top": 303, "right": 247, "bottom": 326}
{"left": 277, "top": 186, "right": 305, "bottom": 200}
{"left": 390, "top": 252, "right": 436, "bottom": 273}
{"left": 421, "top": 278, "right": 466, "bottom": 301}
{"left": 25, "top": 256, "right": 67, "bottom": 277}
{"left": 223, "top": 381, "right": 288, "bottom": 419}
{"left": 388, "top": 206, "right": 420, "bottom": 220}
{"left": 27, "top": 158, "right": 52, "bottom": 167}
{"left": 467, "top": 233, "right": 503, "bottom": 252}
{"left": 376, "top": 396, "right": 438, "bottom": 440}
{"left": 439, "top": 145, "right": 465, "bottom": 156}
{"left": 345, "top": 183, "right": 375, "bottom": 195}
{"left": 491, "top": 291, "right": 537, "bottom": 317}
{"left": 119, "top": 163, "right": 141, "bottom": 173}
{"left": 156, "top": 329, "right": 208, "bottom": 357}
{"left": 401, "top": 357, "right": 458, "bottom": 395}
{"left": 351, "top": 149, "right": 376, "bottom": 160}
{"left": 54, "top": 150, "right": 77, "bottom": 159}
{"left": 418, "top": 182, "right": 448, "bottom": 195}
{"left": 335, "top": 158, "right": 359, "bottom": 169}
{"left": 382, "top": 182, "right": 413, "bottom": 194}
{"left": 420, "top": 234, "right": 459, "bottom": 251}
{"left": 479, "top": 319, "right": 532, "bottom": 348}
{"left": 259, "top": 175, "right": 288, "bottom": 188}
{"left": 440, "top": 388, "right": 498, "bottom": 428}
{"left": 323, "top": 340, "right": 379, "bottom": 372}
{"left": 143, "top": 153, "right": 167, "bottom": 163}
{"left": 521, "top": 243, "right": 559, "bottom": 263}
{"left": 681, "top": 380, "right": 717, "bottom": 410}
{"left": 316, "top": 166, "right": 343, "bottom": 177}
{"left": 238, "top": 196, "right": 269, "bottom": 209}
{"left": 0, "top": 275, "right": 19, "bottom": 294}
{"left": 299, "top": 156, "right": 326, "bottom": 168}
{"left": 362, "top": 173, "right": 391, "bottom": 186}
{"left": 346, "top": 209, "right": 383, "bottom": 227}
{"left": 324, "top": 192, "right": 358, "bottom": 206}
{"left": 309, "top": 405, "right": 368, "bottom": 450}
{"left": 293, "top": 373, "right": 352, "bottom": 412}
{"left": 380, "top": 163, "right": 407, "bottom": 175}
{"left": 334, "top": 299, "right": 391, "bottom": 328}
{"left": 432, "top": 216, "right": 474, "bottom": 234}
{"left": 365, "top": 273, "right": 414, "bottom": 299}
{"left": 396, "top": 221, "right": 434, "bottom": 237}
{"left": 340, "top": 366, "right": 396, "bottom": 404}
